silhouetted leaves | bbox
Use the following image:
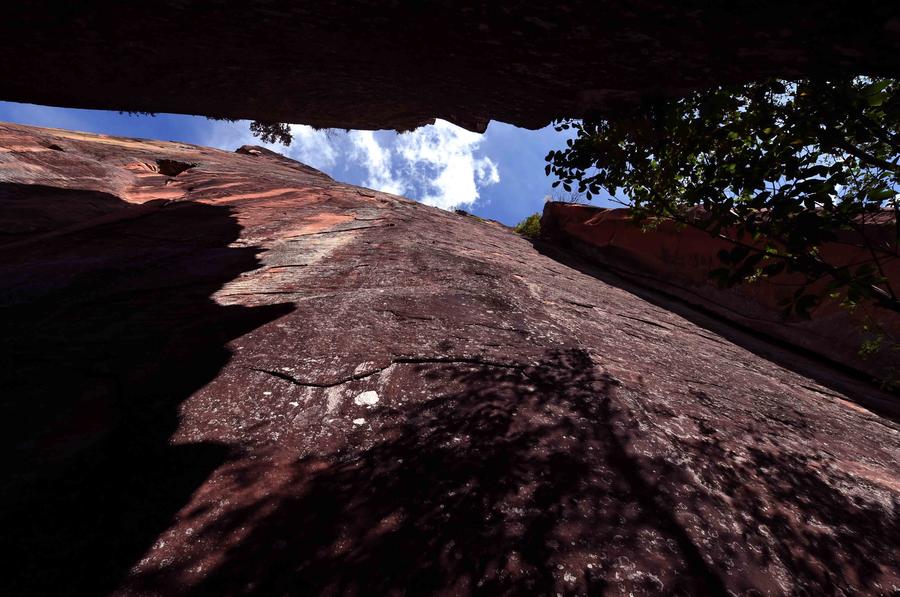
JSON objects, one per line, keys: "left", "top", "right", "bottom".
{"left": 547, "top": 77, "right": 900, "bottom": 316}
{"left": 249, "top": 121, "right": 293, "bottom": 146}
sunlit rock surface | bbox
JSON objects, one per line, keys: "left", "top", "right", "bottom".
{"left": 2, "top": 2, "right": 900, "bottom": 130}
{"left": 1, "top": 122, "right": 898, "bottom": 595}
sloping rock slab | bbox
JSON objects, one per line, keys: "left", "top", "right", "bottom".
{"left": 540, "top": 202, "right": 900, "bottom": 385}
{"left": 1, "top": 122, "right": 898, "bottom": 595}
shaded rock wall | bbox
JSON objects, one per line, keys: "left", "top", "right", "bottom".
{"left": 2, "top": 2, "right": 900, "bottom": 130}
{"left": 1, "top": 123, "right": 898, "bottom": 595}
{"left": 541, "top": 202, "right": 900, "bottom": 383}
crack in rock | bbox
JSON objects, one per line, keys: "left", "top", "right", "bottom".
{"left": 249, "top": 356, "right": 529, "bottom": 389}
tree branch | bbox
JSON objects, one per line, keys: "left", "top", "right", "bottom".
{"left": 829, "top": 136, "right": 900, "bottom": 173}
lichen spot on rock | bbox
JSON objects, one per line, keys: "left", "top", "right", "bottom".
{"left": 354, "top": 391, "right": 379, "bottom": 406}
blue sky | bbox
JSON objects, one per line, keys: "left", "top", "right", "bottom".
{"left": 0, "top": 101, "right": 614, "bottom": 226}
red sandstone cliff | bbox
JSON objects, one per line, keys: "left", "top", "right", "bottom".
{"left": 1, "top": 122, "right": 898, "bottom": 595}
{"left": 540, "top": 203, "right": 900, "bottom": 384}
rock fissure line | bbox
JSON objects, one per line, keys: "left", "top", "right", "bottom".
{"left": 249, "top": 356, "right": 531, "bottom": 389}
{"left": 614, "top": 313, "right": 673, "bottom": 331}
{"left": 563, "top": 298, "right": 596, "bottom": 309}
{"left": 219, "top": 290, "right": 309, "bottom": 297}
{"left": 286, "top": 223, "right": 396, "bottom": 239}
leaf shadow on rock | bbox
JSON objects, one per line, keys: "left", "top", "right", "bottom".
{"left": 134, "top": 344, "right": 899, "bottom": 595}
{"left": 130, "top": 348, "right": 732, "bottom": 595}
{"left": 0, "top": 184, "right": 294, "bottom": 595}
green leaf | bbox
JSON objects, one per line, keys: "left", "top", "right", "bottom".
{"left": 543, "top": 76, "right": 899, "bottom": 323}
{"left": 862, "top": 80, "right": 890, "bottom": 96}
{"left": 868, "top": 188, "right": 896, "bottom": 201}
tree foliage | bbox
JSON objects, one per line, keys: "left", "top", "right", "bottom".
{"left": 248, "top": 120, "right": 293, "bottom": 146}
{"left": 514, "top": 213, "right": 542, "bottom": 239}
{"left": 547, "top": 78, "right": 900, "bottom": 317}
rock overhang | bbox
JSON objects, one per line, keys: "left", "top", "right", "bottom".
{"left": 2, "top": 2, "right": 900, "bottom": 131}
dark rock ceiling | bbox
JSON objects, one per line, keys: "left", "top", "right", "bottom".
{"left": 3, "top": 1, "right": 900, "bottom": 131}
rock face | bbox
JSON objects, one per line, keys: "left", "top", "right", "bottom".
{"left": 2, "top": 3, "right": 900, "bottom": 131}
{"left": 541, "top": 203, "right": 900, "bottom": 385}
{"left": 1, "top": 122, "right": 899, "bottom": 595}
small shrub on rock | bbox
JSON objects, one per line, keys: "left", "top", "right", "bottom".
{"left": 515, "top": 213, "right": 541, "bottom": 238}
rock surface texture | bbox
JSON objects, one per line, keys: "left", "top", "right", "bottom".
{"left": 1, "top": 122, "right": 899, "bottom": 595}
{"left": 2, "top": 3, "right": 900, "bottom": 130}
{"left": 541, "top": 203, "right": 900, "bottom": 385}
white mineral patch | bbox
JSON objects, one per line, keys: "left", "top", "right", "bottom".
{"left": 352, "top": 418, "right": 366, "bottom": 425}
{"left": 354, "top": 361, "right": 375, "bottom": 375}
{"left": 354, "top": 390, "right": 379, "bottom": 406}
{"left": 325, "top": 386, "right": 343, "bottom": 414}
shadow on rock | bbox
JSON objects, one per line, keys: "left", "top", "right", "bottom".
{"left": 533, "top": 239, "right": 900, "bottom": 420}
{"left": 129, "top": 346, "right": 899, "bottom": 595}
{"left": 131, "top": 349, "right": 729, "bottom": 595}
{"left": 0, "top": 182, "right": 130, "bottom": 241}
{"left": 0, "top": 184, "right": 293, "bottom": 595}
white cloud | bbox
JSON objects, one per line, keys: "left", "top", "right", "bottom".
{"left": 343, "top": 119, "right": 500, "bottom": 209}
{"left": 202, "top": 118, "right": 499, "bottom": 210}
{"left": 347, "top": 130, "right": 406, "bottom": 195}
{"left": 394, "top": 120, "right": 499, "bottom": 209}
{"left": 286, "top": 125, "right": 338, "bottom": 170}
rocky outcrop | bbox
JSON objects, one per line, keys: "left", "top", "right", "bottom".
{"left": 2, "top": 3, "right": 900, "bottom": 131}
{"left": 1, "top": 122, "right": 899, "bottom": 595}
{"left": 541, "top": 202, "right": 900, "bottom": 384}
